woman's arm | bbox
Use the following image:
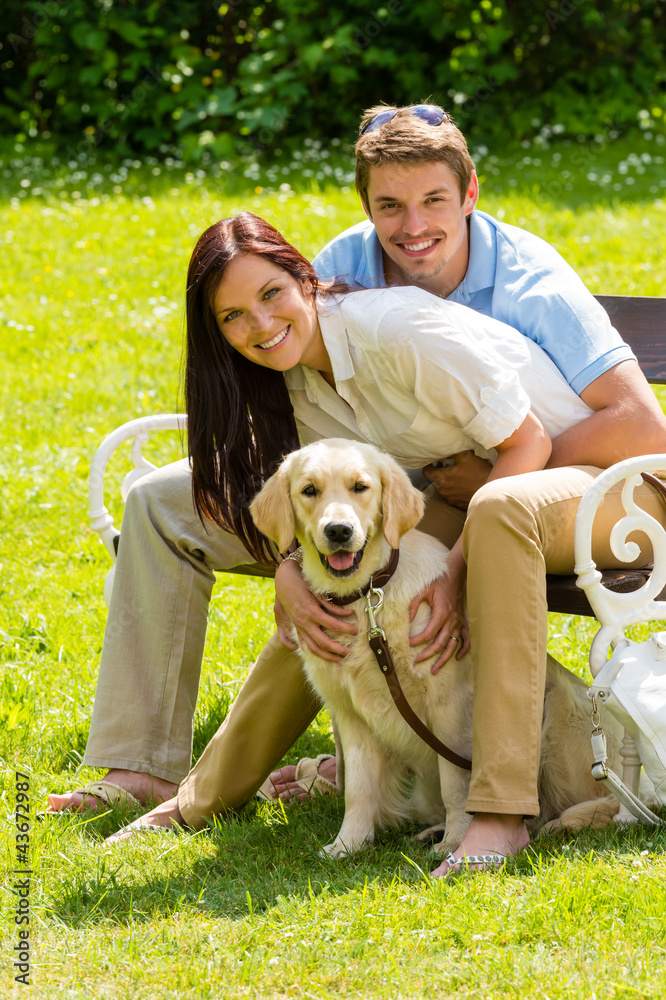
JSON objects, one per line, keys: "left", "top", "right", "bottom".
{"left": 431, "top": 362, "right": 666, "bottom": 506}
{"left": 423, "top": 410, "right": 551, "bottom": 506}
{"left": 487, "top": 409, "right": 552, "bottom": 481}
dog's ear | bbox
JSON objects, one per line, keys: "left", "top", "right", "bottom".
{"left": 250, "top": 462, "right": 295, "bottom": 554}
{"left": 380, "top": 460, "right": 425, "bottom": 548}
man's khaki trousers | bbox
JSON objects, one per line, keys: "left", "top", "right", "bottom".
{"left": 83, "top": 458, "right": 664, "bottom": 828}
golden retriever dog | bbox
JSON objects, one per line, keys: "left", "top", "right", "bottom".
{"left": 251, "top": 439, "right": 626, "bottom": 857}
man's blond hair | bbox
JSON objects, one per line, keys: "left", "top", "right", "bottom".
{"left": 355, "top": 104, "right": 475, "bottom": 210}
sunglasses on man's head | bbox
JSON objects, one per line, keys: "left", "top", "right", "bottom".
{"left": 360, "top": 104, "right": 447, "bottom": 135}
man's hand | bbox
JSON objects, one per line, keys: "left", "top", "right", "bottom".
{"left": 408, "top": 567, "right": 470, "bottom": 674}
{"left": 423, "top": 451, "right": 492, "bottom": 509}
{"left": 274, "top": 559, "right": 357, "bottom": 662}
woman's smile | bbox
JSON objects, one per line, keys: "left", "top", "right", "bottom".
{"left": 258, "top": 325, "right": 290, "bottom": 350}
{"left": 213, "top": 254, "right": 332, "bottom": 374}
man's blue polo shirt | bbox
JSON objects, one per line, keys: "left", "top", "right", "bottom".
{"left": 312, "top": 211, "right": 633, "bottom": 395}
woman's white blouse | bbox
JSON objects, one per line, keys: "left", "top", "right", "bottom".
{"left": 284, "top": 286, "right": 592, "bottom": 469}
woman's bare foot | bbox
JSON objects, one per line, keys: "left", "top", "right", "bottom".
{"left": 46, "top": 769, "right": 178, "bottom": 814}
{"left": 262, "top": 755, "right": 337, "bottom": 802}
{"left": 105, "top": 795, "right": 184, "bottom": 843}
{"left": 430, "top": 813, "right": 530, "bottom": 878}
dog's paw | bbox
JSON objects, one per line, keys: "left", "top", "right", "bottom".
{"left": 541, "top": 796, "right": 622, "bottom": 834}
{"left": 431, "top": 836, "right": 461, "bottom": 857}
{"left": 413, "top": 822, "right": 447, "bottom": 844}
{"left": 612, "top": 802, "right": 638, "bottom": 826}
{"left": 320, "top": 840, "right": 354, "bottom": 859}
{"left": 320, "top": 832, "right": 374, "bottom": 858}
{"left": 429, "top": 821, "right": 470, "bottom": 856}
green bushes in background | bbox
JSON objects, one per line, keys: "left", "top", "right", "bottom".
{"left": 1, "top": 0, "right": 665, "bottom": 162}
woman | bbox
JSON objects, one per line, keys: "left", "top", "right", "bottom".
{"left": 104, "top": 210, "right": 666, "bottom": 875}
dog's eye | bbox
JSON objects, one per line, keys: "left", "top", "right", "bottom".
{"left": 302, "top": 484, "right": 317, "bottom": 496}
{"left": 353, "top": 482, "right": 369, "bottom": 493}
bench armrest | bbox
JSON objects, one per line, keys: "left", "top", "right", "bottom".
{"left": 88, "top": 413, "right": 187, "bottom": 563}
{"left": 574, "top": 454, "right": 666, "bottom": 676}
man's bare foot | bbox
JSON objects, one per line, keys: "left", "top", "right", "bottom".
{"left": 261, "top": 755, "right": 337, "bottom": 802}
{"left": 430, "top": 813, "right": 530, "bottom": 878}
{"left": 105, "top": 795, "right": 184, "bottom": 843}
{"left": 46, "top": 769, "right": 178, "bottom": 814}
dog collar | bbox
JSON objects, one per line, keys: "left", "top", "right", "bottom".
{"left": 324, "top": 548, "right": 400, "bottom": 606}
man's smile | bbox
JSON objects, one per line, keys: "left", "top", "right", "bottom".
{"left": 394, "top": 237, "right": 441, "bottom": 257}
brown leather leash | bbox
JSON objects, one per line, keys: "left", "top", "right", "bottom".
{"left": 367, "top": 631, "right": 472, "bottom": 770}
{"left": 325, "top": 549, "right": 472, "bottom": 771}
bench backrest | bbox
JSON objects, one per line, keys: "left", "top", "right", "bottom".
{"left": 596, "top": 295, "right": 666, "bottom": 384}
{"left": 546, "top": 295, "right": 666, "bottom": 617}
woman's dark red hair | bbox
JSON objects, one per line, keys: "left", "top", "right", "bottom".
{"left": 184, "top": 211, "right": 338, "bottom": 563}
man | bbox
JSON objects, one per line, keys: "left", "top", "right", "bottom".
{"left": 50, "top": 105, "right": 666, "bottom": 875}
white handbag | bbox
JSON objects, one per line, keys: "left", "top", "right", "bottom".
{"left": 588, "top": 632, "right": 666, "bottom": 824}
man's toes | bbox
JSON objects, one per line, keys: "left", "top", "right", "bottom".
{"left": 278, "top": 783, "right": 308, "bottom": 802}
{"left": 271, "top": 766, "right": 297, "bottom": 785}
{"left": 258, "top": 773, "right": 295, "bottom": 801}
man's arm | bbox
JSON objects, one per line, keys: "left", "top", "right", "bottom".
{"left": 547, "top": 360, "right": 666, "bottom": 468}
{"left": 426, "top": 361, "right": 666, "bottom": 508}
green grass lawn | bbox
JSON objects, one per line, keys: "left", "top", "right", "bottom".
{"left": 2, "top": 130, "right": 666, "bottom": 998}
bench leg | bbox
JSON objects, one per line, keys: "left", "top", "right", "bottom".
{"left": 620, "top": 730, "right": 642, "bottom": 796}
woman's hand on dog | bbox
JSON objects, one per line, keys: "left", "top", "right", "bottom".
{"left": 409, "top": 560, "right": 470, "bottom": 673}
{"left": 274, "top": 559, "right": 357, "bottom": 661}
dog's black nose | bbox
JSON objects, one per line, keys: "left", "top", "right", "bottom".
{"left": 324, "top": 522, "right": 353, "bottom": 545}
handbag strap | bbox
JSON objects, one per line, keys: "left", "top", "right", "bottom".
{"left": 590, "top": 724, "right": 662, "bottom": 825}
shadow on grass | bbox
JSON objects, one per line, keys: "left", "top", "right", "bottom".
{"left": 40, "top": 796, "right": 408, "bottom": 927}
{"left": 39, "top": 793, "right": 666, "bottom": 929}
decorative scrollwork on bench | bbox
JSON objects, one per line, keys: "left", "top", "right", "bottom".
{"left": 574, "top": 455, "right": 666, "bottom": 678}
{"left": 88, "top": 414, "right": 187, "bottom": 603}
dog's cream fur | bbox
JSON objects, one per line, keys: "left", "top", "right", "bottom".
{"left": 251, "top": 439, "right": 626, "bottom": 856}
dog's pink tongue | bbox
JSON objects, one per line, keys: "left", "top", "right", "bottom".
{"left": 327, "top": 551, "right": 355, "bottom": 571}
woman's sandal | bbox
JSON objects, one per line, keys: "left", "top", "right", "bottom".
{"left": 257, "top": 753, "right": 337, "bottom": 801}
{"left": 42, "top": 780, "right": 142, "bottom": 818}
